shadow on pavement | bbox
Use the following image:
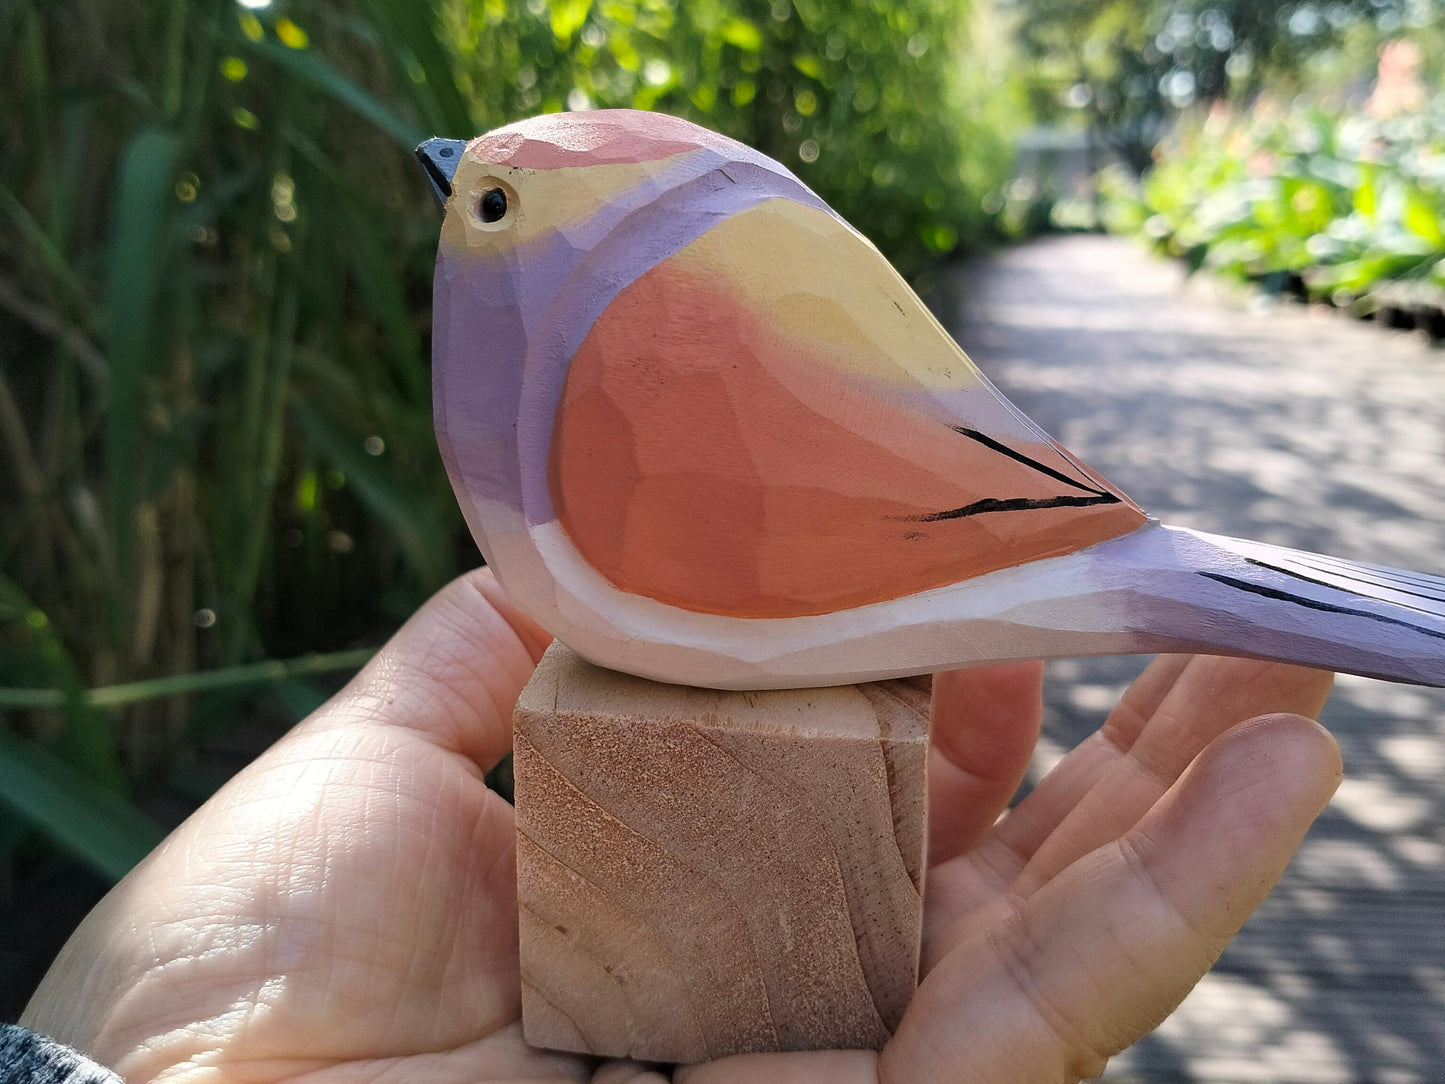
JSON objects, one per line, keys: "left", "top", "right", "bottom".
{"left": 938, "top": 235, "right": 1445, "bottom": 1084}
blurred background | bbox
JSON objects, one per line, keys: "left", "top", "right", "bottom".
{"left": 2, "top": 0, "right": 1444, "bottom": 1071}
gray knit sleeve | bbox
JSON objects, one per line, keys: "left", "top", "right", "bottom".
{"left": 0, "top": 1025, "right": 121, "bottom": 1084}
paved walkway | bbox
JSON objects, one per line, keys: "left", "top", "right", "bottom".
{"left": 938, "top": 236, "right": 1445, "bottom": 1084}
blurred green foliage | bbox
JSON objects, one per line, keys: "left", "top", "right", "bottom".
{"left": 0, "top": 0, "right": 1016, "bottom": 881}
{"left": 1098, "top": 91, "right": 1445, "bottom": 302}
{"left": 445, "top": 0, "right": 1020, "bottom": 273}
{"left": 1008, "top": 0, "right": 1437, "bottom": 172}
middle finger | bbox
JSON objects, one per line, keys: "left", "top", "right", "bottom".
{"left": 923, "top": 655, "right": 1331, "bottom": 964}
{"left": 1011, "top": 656, "right": 1332, "bottom": 896}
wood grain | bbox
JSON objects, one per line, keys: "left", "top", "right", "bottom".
{"left": 513, "top": 642, "right": 930, "bottom": 1062}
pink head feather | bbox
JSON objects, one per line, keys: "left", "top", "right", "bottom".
{"left": 467, "top": 109, "right": 753, "bottom": 170}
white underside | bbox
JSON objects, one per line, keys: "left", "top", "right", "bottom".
{"left": 468, "top": 496, "right": 1164, "bottom": 688}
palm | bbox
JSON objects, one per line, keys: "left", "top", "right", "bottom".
{"left": 26, "top": 572, "right": 1339, "bottom": 1084}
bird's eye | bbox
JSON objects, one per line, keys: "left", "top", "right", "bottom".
{"left": 479, "top": 187, "right": 508, "bottom": 223}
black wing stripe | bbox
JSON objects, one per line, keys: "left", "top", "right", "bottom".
{"left": 907, "top": 492, "right": 1120, "bottom": 523}
{"left": 1199, "top": 572, "right": 1445, "bottom": 642}
{"left": 949, "top": 426, "right": 1108, "bottom": 496}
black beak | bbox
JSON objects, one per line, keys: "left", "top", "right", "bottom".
{"left": 416, "top": 137, "right": 467, "bottom": 213}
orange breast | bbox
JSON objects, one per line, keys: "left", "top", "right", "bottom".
{"left": 549, "top": 260, "right": 1144, "bottom": 618}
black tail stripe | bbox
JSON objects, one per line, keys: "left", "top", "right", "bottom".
{"left": 906, "top": 491, "right": 1120, "bottom": 523}
{"left": 1294, "top": 566, "right": 1445, "bottom": 606}
{"left": 1199, "top": 572, "right": 1445, "bottom": 642}
{"left": 949, "top": 427, "right": 1108, "bottom": 496}
{"left": 1291, "top": 551, "right": 1445, "bottom": 593}
{"left": 1244, "top": 558, "right": 1445, "bottom": 613}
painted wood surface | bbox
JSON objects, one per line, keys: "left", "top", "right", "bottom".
{"left": 423, "top": 111, "right": 1445, "bottom": 690}
{"left": 513, "top": 642, "right": 929, "bottom": 1061}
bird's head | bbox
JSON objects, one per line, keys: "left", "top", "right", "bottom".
{"left": 417, "top": 110, "right": 769, "bottom": 262}
{"left": 418, "top": 110, "right": 834, "bottom": 578}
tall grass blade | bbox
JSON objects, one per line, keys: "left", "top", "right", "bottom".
{"left": 0, "top": 182, "right": 94, "bottom": 318}
{"left": 341, "top": 203, "right": 426, "bottom": 402}
{"left": 0, "top": 729, "right": 166, "bottom": 882}
{"left": 354, "top": 0, "right": 474, "bottom": 135}
{"left": 0, "top": 576, "right": 126, "bottom": 792}
{"left": 244, "top": 39, "right": 422, "bottom": 148}
{"left": 294, "top": 404, "right": 450, "bottom": 589}
{"left": 0, "top": 647, "right": 375, "bottom": 710}
{"left": 106, "top": 126, "right": 180, "bottom": 598}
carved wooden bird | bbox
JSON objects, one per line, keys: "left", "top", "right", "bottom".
{"left": 417, "top": 110, "right": 1445, "bottom": 690}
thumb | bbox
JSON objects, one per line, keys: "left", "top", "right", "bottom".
{"left": 309, "top": 566, "right": 551, "bottom": 771}
{"left": 884, "top": 713, "right": 1342, "bottom": 1084}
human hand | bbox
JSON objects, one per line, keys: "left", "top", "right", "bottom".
{"left": 24, "top": 569, "right": 1340, "bottom": 1083}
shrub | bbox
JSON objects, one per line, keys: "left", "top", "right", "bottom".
{"left": 1102, "top": 93, "right": 1445, "bottom": 301}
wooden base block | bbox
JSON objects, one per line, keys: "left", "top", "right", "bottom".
{"left": 513, "top": 643, "right": 930, "bottom": 1063}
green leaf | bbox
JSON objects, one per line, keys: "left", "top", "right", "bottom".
{"left": 609, "top": 32, "right": 640, "bottom": 72}
{"left": 793, "top": 54, "right": 823, "bottom": 79}
{"left": 549, "top": 0, "right": 592, "bottom": 45}
{"left": 720, "top": 19, "right": 763, "bottom": 51}
{"left": 1402, "top": 187, "right": 1444, "bottom": 249}
{"left": 690, "top": 83, "right": 718, "bottom": 112}
{"left": 1353, "top": 163, "right": 1376, "bottom": 221}
{"left": 0, "top": 729, "right": 166, "bottom": 882}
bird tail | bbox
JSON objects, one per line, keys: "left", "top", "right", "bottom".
{"left": 1095, "top": 524, "right": 1445, "bottom": 687}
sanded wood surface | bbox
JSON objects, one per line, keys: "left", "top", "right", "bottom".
{"left": 513, "top": 643, "right": 930, "bottom": 1062}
